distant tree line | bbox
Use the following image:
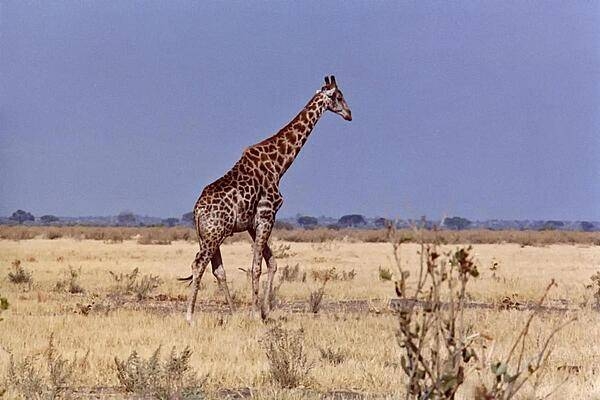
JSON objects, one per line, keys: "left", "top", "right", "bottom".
{"left": 2, "top": 209, "right": 598, "bottom": 232}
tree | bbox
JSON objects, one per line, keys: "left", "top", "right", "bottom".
{"left": 181, "top": 212, "right": 194, "bottom": 226}
{"left": 338, "top": 214, "right": 366, "bottom": 228}
{"left": 162, "top": 218, "right": 179, "bottom": 227}
{"left": 9, "top": 210, "right": 34, "bottom": 224}
{"left": 40, "top": 215, "right": 60, "bottom": 224}
{"left": 374, "top": 217, "right": 391, "bottom": 228}
{"left": 581, "top": 221, "right": 595, "bottom": 232}
{"left": 297, "top": 215, "right": 318, "bottom": 228}
{"left": 542, "top": 220, "right": 564, "bottom": 231}
{"left": 442, "top": 216, "right": 471, "bottom": 231}
{"left": 117, "top": 211, "right": 137, "bottom": 226}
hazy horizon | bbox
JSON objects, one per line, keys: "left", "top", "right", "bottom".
{"left": 2, "top": 2, "right": 599, "bottom": 221}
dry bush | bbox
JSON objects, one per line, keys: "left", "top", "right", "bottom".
{"left": 308, "top": 283, "right": 327, "bottom": 314}
{"left": 0, "top": 226, "right": 38, "bottom": 240}
{"left": 103, "top": 230, "right": 125, "bottom": 243}
{"left": 114, "top": 346, "right": 203, "bottom": 399}
{"left": 46, "top": 229, "right": 63, "bottom": 240}
{"left": 271, "top": 243, "right": 297, "bottom": 259}
{"left": 0, "top": 295, "right": 8, "bottom": 322}
{"left": 108, "top": 268, "right": 162, "bottom": 300}
{"left": 473, "top": 281, "right": 576, "bottom": 399}
{"left": 54, "top": 267, "right": 85, "bottom": 294}
{"left": 262, "top": 325, "right": 313, "bottom": 388}
{"left": 280, "top": 264, "right": 306, "bottom": 282}
{"left": 582, "top": 271, "right": 600, "bottom": 309}
{"left": 6, "top": 334, "right": 87, "bottom": 400}
{"left": 393, "top": 238, "right": 480, "bottom": 399}
{"left": 389, "top": 225, "right": 575, "bottom": 399}
{"left": 262, "top": 279, "right": 283, "bottom": 315}
{"left": 310, "top": 267, "right": 355, "bottom": 283}
{"left": 319, "top": 347, "right": 346, "bottom": 365}
{"left": 378, "top": 266, "right": 393, "bottom": 281}
{"left": 134, "top": 274, "right": 162, "bottom": 300}
{"left": 137, "top": 228, "right": 174, "bottom": 245}
{"left": 7, "top": 259, "right": 33, "bottom": 286}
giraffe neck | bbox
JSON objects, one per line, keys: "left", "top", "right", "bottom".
{"left": 270, "top": 92, "right": 328, "bottom": 178}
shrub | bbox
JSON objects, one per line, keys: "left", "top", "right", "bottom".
{"left": 7, "top": 259, "right": 32, "bottom": 286}
{"left": 280, "top": 264, "right": 305, "bottom": 282}
{"left": 114, "top": 346, "right": 202, "bottom": 399}
{"left": 271, "top": 243, "right": 296, "bottom": 259}
{"left": 137, "top": 232, "right": 171, "bottom": 245}
{"left": 109, "top": 268, "right": 139, "bottom": 294}
{"left": 55, "top": 266, "right": 85, "bottom": 294}
{"left": 46, "top": 229, "right": 63, "bottom": 240}
{"left": 319, "top": 347, "right": 346, "bottom": 365}
{"left": 389, "top": 225, "right": 574, "bottom": 399}
{"left": 310, "top": 267, "right": 355, "bottom": 283}
{"left": 474, "top": 281, "right": 575, "bottom": 399}
{"left": 262, "top": 325, "right": 312, "bottom": 388}
{"left": 6, "top": 334, "right": 86, "bottom": 399}
{"left": 378, "top": 266, "right": 392, "bottom": 281}
{"left": 133, "top": 274, "right": 162, "bottom": 300}
{"left": 585, "top": 271, "right": 600, "bottom": 309}
{"left": 108, "top": 268, "right": 162, "bottom": 300}
{"left": 262, "top": 279, "right": 283, "bottom": 316}
{"left": 308, "top": 285, "right": 326, "bottom": 314}
{"left": 0, "top": 295, "right": 8, "bottom": 322}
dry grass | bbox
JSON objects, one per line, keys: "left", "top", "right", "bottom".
{"left": 2, "top": 225, "right": 599, "bottom": 246}
{"left": 0, "top": 236, "right": 599, "bottom": 398}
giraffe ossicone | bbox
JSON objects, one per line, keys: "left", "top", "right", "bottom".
{"left": 181, "top": 75, "right": 352, "bottom": 323}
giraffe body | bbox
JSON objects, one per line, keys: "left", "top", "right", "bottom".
{"left": 183, "top": 76, "right": 351, "bottom": 322}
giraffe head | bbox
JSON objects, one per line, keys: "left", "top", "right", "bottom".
{"left": 321, "top": 75, "right": 352, "bottom": 121}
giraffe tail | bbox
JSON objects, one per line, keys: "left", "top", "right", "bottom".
{"left": 178, "top": 275, "right": 193, "bottom": 286}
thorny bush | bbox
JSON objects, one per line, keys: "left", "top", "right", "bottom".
{"left": 389, "top": 224, "right": 575, "bottom": 400}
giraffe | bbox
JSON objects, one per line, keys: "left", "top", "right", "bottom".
{"left": 180, "top": 75, "right": 352, "bottom": 323}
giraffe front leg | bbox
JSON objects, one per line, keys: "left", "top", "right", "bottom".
{"left": 251, "top": 219, "right": 274, "bottom": 319}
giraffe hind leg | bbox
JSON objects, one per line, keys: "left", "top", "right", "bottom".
{"left": 186, "top": 249, "right": 211, "bottom": 324}
{"left": 211, "top": 247, "right": 235, "bottom": 313}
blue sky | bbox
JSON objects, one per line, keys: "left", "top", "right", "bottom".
{"left": 1, "top": 1, "right": 599, "bottom": 220}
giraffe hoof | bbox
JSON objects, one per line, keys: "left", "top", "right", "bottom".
{"left": 185, "top": 313, "right": 194, "bottom": 325}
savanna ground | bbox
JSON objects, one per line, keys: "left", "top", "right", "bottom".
{"left": 1, "top": 227, "right": 600, "bottom": 399}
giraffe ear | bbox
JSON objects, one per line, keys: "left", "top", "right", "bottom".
{"left": 324, "top": 76, "right": 330, "bottom": 85}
